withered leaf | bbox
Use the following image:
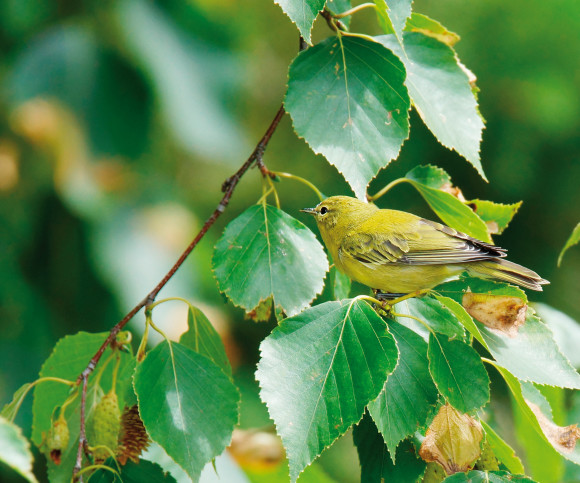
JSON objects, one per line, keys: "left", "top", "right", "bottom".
{"left": 246, "top": 299, "right": 273, "bottom": 322}
{"left": 526, "top": 400, "right": 580, "bottom": 454}
{"left": 419, "top": 403, "right": 483, "bottom": 475}
{"left": 462, "top": 290, "right": 527, "bottom": 337}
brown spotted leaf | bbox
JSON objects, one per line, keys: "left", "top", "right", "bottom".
{"left": 419, "top": 403, "right": 483, "bottom": 475}
{"left": 526, "top": 400, "right": 580, "bottom": 454}
{"left": 462, "top": 290, "right": 527, "bottom": 337}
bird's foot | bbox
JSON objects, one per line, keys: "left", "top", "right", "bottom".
{"left": 374, "top": 289, "right": 431, "bottom": 310}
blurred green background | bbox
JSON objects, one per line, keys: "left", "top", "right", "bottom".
{"left": 1, "top": 0, "right": 579, "bottom": 481}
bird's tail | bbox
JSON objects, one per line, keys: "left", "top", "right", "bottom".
{"left": 466, "top": 259, "right": 549, "bottom": 291}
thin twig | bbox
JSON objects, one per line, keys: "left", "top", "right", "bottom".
{"left": 72, "top": 103, "right": 286, "bottom": 479}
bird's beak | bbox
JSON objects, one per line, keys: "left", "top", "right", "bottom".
{"left": 300, "top": 207, "right": 317, "bottom": 215}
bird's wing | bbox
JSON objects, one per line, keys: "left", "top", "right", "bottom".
{"left": 340, "top": 217, "right": 506, "bottom": 266}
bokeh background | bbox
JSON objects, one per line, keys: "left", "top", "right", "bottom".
{"left": 1, "top": 0, "right": 579, "bottom": 481}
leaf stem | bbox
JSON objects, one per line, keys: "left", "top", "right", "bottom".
{"left": 339, "top": 31, "right": 379, "bottom": 43}
{"left": 390, "top": 311, "right": 434, "bottom": 334}
{"left": 367, "top": 177, "right": 408, "bottom": 201}
{"left": 333, "top": 3, "right": 376, "bottom": 19}
{"left": 273, "top": 171, "right": 325, "bottom": 201}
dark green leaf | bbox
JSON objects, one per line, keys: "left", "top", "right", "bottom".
{"left": 378, "top": 32, "right": 486, "bottom": 182}
{"left": 256, "top": 299, "right": 399, "bottom": 481}
{"left": 437, "top": 277, "right": 527, "bottom": 303}
{"left": 467, "top": 199, "right": 521, "bottom": 235}
{"left": 428, "top": 332, "right": 490, "bottom": 412}
{"left": 274, "top": 0, "right": 325, "bottom": 44}
{"left": 179, "top": 304, "right": 231, "bottom": 377}
{"left": 394, "top": 296, "right": 465, "bottom": 340}
{"left": 480, "top": 421, "right": 524, "bottom": 475}
{"left": 434, "top": 295, "right": 485, "bottom": 346}
{"left": 558, "top": 222, "right": 580, "bottom": 266}
{"left": 443, "top": 470, "right": 536, "bottom": 482}
{"left": 213, "top": 204, "right": 329, "bottom": 316}
{"left": 404, "top": 13, "right": 460, "bottom": 47}
{"left": 285, "top": 35, "right": 410, "bottom": 199}
{"left": 354, "top": 412, "right": 426, "bottom": 483}
{"left": 90, "top": 458, "right": 177, "bottom": 483}
{"left": 0, "top": 416, "right": 37, "bottom": 483}
{"left": 368, "top": 321, "right": 438, "bottom": 456}
{"left": 31, "top": 332, "right": 134, "bottom": 483}
{"left": 134, "top": 341, "right": 239, "bottom": 482}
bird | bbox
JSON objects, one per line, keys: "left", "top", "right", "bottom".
{"left": 302, "top": 196, "right": 548, "bottom": 296}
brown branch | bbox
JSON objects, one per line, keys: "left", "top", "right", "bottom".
{"left": 72, "top": 104, "right": 286, "bottom": 480}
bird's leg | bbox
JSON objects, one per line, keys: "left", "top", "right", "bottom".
{"left": 375, "top": 289, "right": 431, "bottom": 309}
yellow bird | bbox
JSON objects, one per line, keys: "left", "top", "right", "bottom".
{"left": 302, "top": 196, "right": 548, "bottom": 295}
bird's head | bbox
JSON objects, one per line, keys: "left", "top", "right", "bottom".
{"left": 301, "top": 196, "right": 377, "bottom": 232}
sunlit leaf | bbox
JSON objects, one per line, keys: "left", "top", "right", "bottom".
{"left": 558, "top": 222, "right": 580, "bottom": 266}
{"left": 404, "top": 13, "right": 460, "bottom": 47}
{"left": 354, "top": 412, "right": 426, "bottom": 483}
{"left": 285, "top": 35, "right": 410, "bottom": 199}
{"left": 378, "top": 32, "right": 487, "bottom": 182}
{"left": 179, "top": 304, "right": 231, "bottom": 377}
{"left": 368, "top": 321, "right": 438, "bottom": 456}
{"left": 213, "top": 204, "right": 329, "bottom": 317}
{"left": 534, "top": 303, "right": 580, "bottom": 367}
{"left": 373, "top": 0, "right": 412, "bottom": 40}
{"left": 256, "top": 299, "right": 399, "bottom": 481}
{"left": 274, "top": 0, "right": 325, "bottom": 44}
{"left": 467, "top": 199, "right": 521, "bottom": 235}
{"left": 428, "top": 332, "right": 490, "bottom": 412}
{"left": 0, "top": 416, "right": 37, "bottom": 483}
{"left": 134, "top": 341, "right": 239, "bottom": 482}
{"left": 404, "top": 167, "right": 490, "bottom": 241}
{"left": 419, "top": 403, "right": 483, "bottom": 475}
{"left": 332, "top": 265, "right": 351, "bottom": 300}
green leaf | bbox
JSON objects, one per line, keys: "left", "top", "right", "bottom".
{"left": 404, "top": 13, "right": 460, "bottom": 47}
{"left": 0, "top": 416, "right": 37, "bottom": 483}
{"left": 31, "top": 332, "right": 134, "bottom": 483}
{"left": 377, "top": 33, "right": 486, "bottom": 182}
{"left": 534, "top": 302, "right": 580, "bottom": 367}
{"left": 1, "top": 383, "right": 33, "bottom": 422}
{"left": 332, "top": 266, "right": 351, "bottom": 300}
{"left": 480, "top": 421, "right": 525, "bottom": 475}
{"left": 368, "top": 321, "right": 438, "bottom": 457}
{"left": 90, "top": 458, "right": 177, "bottom": 482}
{"left": 434, "top": 295, "right": 485, "bottom": 347}
{"left": 558, "top": 222, "right": 580, "bottom": 266}
{"left": 514, "top": 383, "right": 564, "bottom": 483}
{"left": 428, "top": 332, "right": 490, "bottom": 412}
{"left": 405, "top": 164, "right": 451, "bottom": 189}
{"left": 494, "top": 363, "right": 580, "bottom": 470}
{"left": 212, "top": 204, "right": 329, "bottom": 316}
{"left": 354, "top": 412, "right": 426, "bottom": 483}
{"left": 479, "top": 312, "right": 580, "bottom": 389}
{"left": 467, "top": 199, "right": 521, "bottom": 235}
{"left": 285, "top": 35, "right": 410, "bottom": 199}
{"left": 274, "top": 0, "right": 325, "bottom": 44}
{"left": 134, "top": 340, "right": 239, "bottom": 482}
{"left": 394, "top": 296, "right": 465, "bottom": 340}
{"left": 404, "top": 167, "right": 490, "bottom": 242}
{"left": 256, "top": 299, "right": 399, "bottom": 481}
{"left": 437, "top": 280, "right": 580, "bottom": 388}
{"left": 443, "top": 470, "right": 536, "bottom": 482}
{"left": 326, "top": 0, "right": 352, "bottom": 28}
{"left": 179, "top": 304, "right": 231, "bottom": 377}
{"left": 373, "top": 0, "right": 412, "bottom": 40}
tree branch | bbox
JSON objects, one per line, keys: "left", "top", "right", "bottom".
{"left": 72, "top": 104, "right": 286, "bottom": 480}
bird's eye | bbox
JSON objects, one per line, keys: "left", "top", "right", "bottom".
{"left": 319, "top": 206, "right": 328, "bottom": 215}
